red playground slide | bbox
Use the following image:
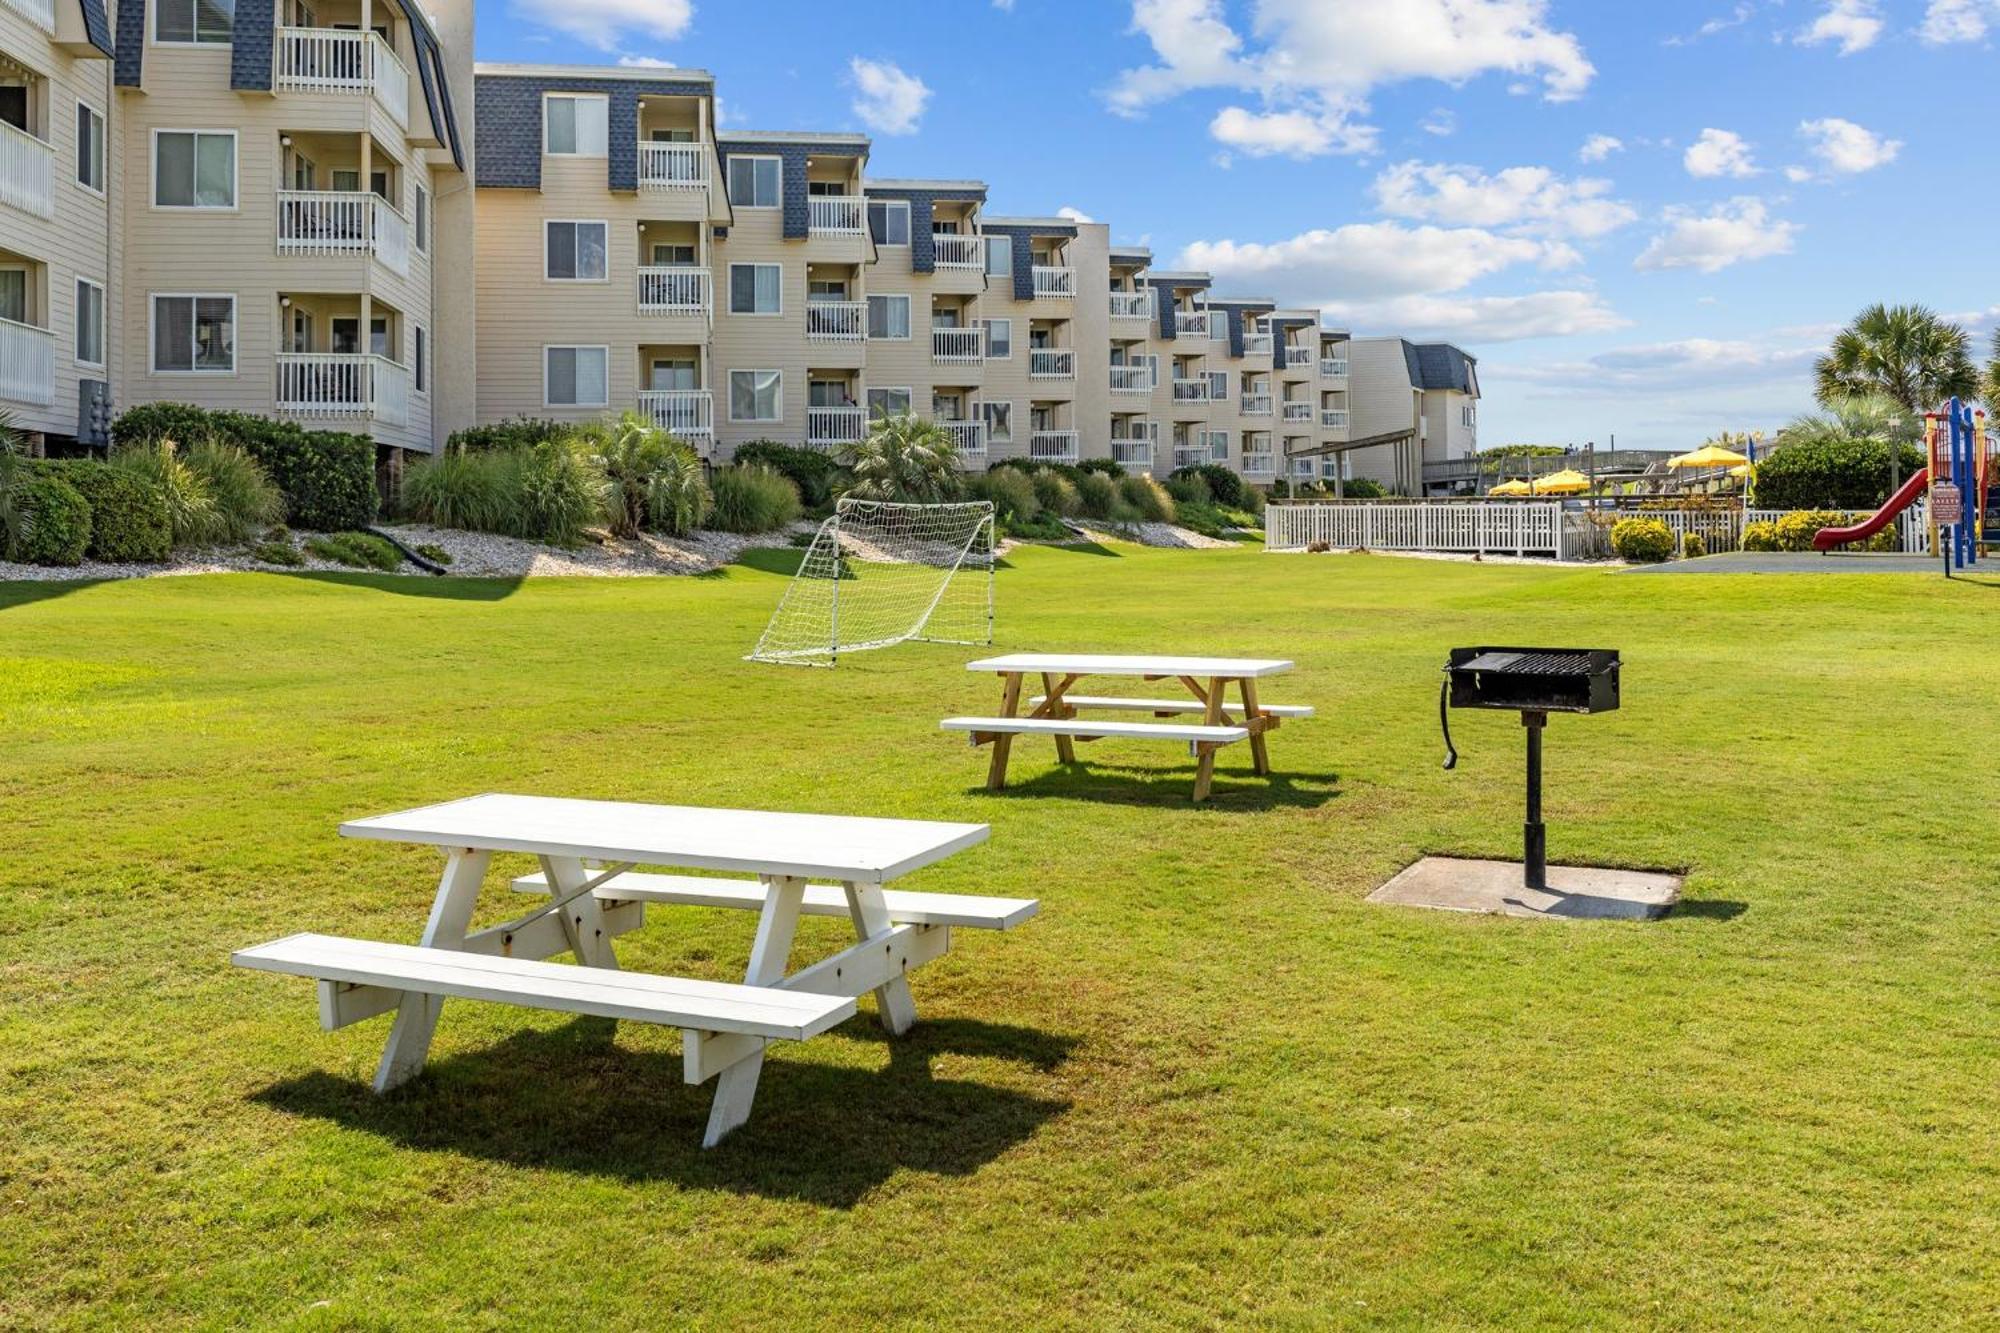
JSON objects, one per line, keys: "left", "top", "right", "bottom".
{"left": 1811, "top": 467, "right": 1930, "bottom": 551}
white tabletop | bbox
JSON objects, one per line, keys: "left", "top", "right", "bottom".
{"left": 341, "top": 794, "right": 990, "bottom": 884}
{"left": 967, "top": 653, "right": 1295, "bottom": 679}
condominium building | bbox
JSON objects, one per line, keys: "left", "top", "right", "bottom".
{"left": 3, "top": 33, "right": 1477, "bottom": 491}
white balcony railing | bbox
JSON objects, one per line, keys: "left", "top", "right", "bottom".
{"left": 942, "top": 419, "right": 985, "bottom": 458}
{"left": 1173, "top": 447, "right": 1209, "bottom": 471}
{"left": 1029, "top": 348, "right": 1075, "bottom": 379}
{"left": 1286, "top": 346, "right": 1313, "bottom": 368}
{"left": 933, "top": 233, "right": 982, "bottom": 269}
{"left": 1029, "top": 430, "right": 1080, "bottom": 463}
{"left": 932, "top": 326, "right": 983, "bottom": 363}
{"left": 1320, "top": 357, "right": 1348, "bottom": 378}
{"left": 808, "top": 195, "right": 864, "bottom": 235}
{"left": 3, "top": 0, "right": 56, "bottom": 31}
{"left": 1176, "top": 310, "right": 1211, "bottom": 339}
{"left": 1243, "top": 333, "right": 1274, "bottom": 357}
{"left": 1111, "top": 435, "right": 1153, "bottom": 468}
{"left": 638, "top": 142, "right": 709, "bottom": 190}
{"left": 0, "top": 316, "right": 56, "bottom": 406}
{"left": 371, "top": 34, "right": 409, "bottom": 128}
{"left": 638, "top": 389, "right": 714, "bottom": 443}
{"left": 1240, "top": 393, "right": 1273, "bottom": 416}
{"left": 1031, "top": 265, "right": 1075, "bottom": 298}
{"left": 1282, "top": 401, "right": 1313, "bottom": 423}
{"left": 1321, "top": 409, "right": 1349, "bottom": 428}
{"left": 275, "top": 28, "right": 407, "bottom": 127}
{"left": 637, "top": 266, "right": 710, "bottom": 316}
{"left": 1172, "top": 379, "right": 1212, "bottom": 402}
{"left": 807, "top": 405, "right": 866, "bottom": 449}
{"left": 275, "top": 353, "right": 409, "bottom": 427}
{"left": 0, "top": 119, "right": 55, "bottom": 220}
{"left": 1109, "top": 364, "right": 1152, "bottom": 394}
{"left": 806, "top": 300, "right": 865, "bottom": 342}
{"left": 275, "top": 191, "right": 409, "bottom": 277}
{"left": 1109, "top": 291, "right": 1151, "bottom": 320}
{"left": 1242, "top": 452, "right": 1276, "bottom": 477}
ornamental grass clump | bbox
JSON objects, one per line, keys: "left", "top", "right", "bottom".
{"left": 709, "top": 464, "right": 802, "bottom": 534}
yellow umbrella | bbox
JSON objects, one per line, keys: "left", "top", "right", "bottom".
{"left": 1489, "top": 479, "right": 1532, "bottom": 496}
{"left": 1727, "top": 463, "right": 1753, "bottom": 478}
{"left": 1669, "top": 443, "right": 1750, "bottom": 469}
{"left": 1533, "top": 468, "right": 1591, "bottom": 494}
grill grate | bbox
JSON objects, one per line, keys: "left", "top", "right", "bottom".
{"left": 1458, "top": 650, "right": 1598, "bottom": 676}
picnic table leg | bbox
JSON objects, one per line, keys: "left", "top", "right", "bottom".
{"left": 540, "top": 855, "right": 621, "bottom": 970}
{"left": 703, "top": 874, "right": 807, "bottom": 1148}
{"left": 373, "top": 848, "right": 491, "bottom": 1093}
{"left": 1239, "top": 678, "right": 1272, "bottom": 777}
{"left": 1042, "top": 672, "right": 1078, "bottom": 765}
{"left": 843, "top": 881, "right": 918, "bottom": 1035}
{"left": 986, "top": 671, "right": 1023, "bottom": 791}
{"left": 1192, "top": 676, "right": 1227, "bottom": 802}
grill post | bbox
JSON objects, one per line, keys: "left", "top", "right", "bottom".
{"left": 1522, "top": 710, "right": 1547, "bottom": 890}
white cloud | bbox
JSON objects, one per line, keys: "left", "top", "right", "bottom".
{"left": 616, "top": 55, "right": 675, "bottom": 68}
{"left": 1421, "top": 108, "right": 1458, "bottom": 137}
{"left": 1684, "top": 128, "right": 1758, "bottom": 178}
{"left": 1578, "top": 133, "right": 1623, "bottom": 163}
{"left": 1666, "top": 3, "right": 1756, "bottom": 45}
{"left": 1372, "top": 161, "right": 1637, "bottom": 239}
{"left": 1500, "top": 336, "right": 1819, "bottom": 392}
{"left": 848, "top": 58, "right": 931, "bottom": 136}
{"left": 1919, "top": 0, "right": 1994, "bottom": 43}
{"left": 1797, "top": 0, "right": 1884, "bottom": 53}
{"left": 993, "top": 0, "right": 1016, "bottom": 8}
{"left": 1107, "top": 0, "right": 1593, "bottom": 157}
{"left": 1176, "top": 221, "right": 1571, "bottom": 302}
{"left": 1317, "top": 290, "right": 1628, "bottom": 342}
{"left": 1056, "top": 206, "right": 1094, "bottom": 223}
{"left": 1634, "top": 198, "right": 1800, "bottom": 273}
{"left": 509, "top": 0, "right": 692, "bottom": 51}
{"left": 1798, "top": 116, "right": 1903, "bottom": 174}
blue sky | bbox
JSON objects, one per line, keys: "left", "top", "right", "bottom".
{"left": 481, "top": 1, "right": 2000, "bottom": 451}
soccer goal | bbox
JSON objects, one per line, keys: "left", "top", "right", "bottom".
{"left": 747, "top": 499, "right": 996, "bottom": 666}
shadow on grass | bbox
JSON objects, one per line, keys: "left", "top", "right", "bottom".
{"left": 974, "top": 758, "right": 1342, "bottom": 810}
{"left": 251, "top": 1015, "right": 1075, "bottom": 1209}
{"left": 0, "top": 577, "right": 113, "bottom": 611}
{"left": 1047, "top": 539, "right": 1123, "bottom": 558}
{"left": 730, "top": 547, "right": 806, "bottom": 578}
{"left": 287, "top": 571, "right": 527, "bottom": 602}
{"left": 1666, "top": 898, "right": 1749, "bottom": 922}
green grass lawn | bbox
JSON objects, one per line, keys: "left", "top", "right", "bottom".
{"left": 3, "top": 546, "right": 1996, "bottom": 1328}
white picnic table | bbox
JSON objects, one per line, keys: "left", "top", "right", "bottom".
{"left": 234, "top": 794, "right": 1036, "bottom": 1147}
{"left": 943, "top": 653, "right": 1308, "bottom": 801}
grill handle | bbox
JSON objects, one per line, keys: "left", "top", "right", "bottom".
{"left": 1439, "top": 678, "right": 1458, "bottom": 771}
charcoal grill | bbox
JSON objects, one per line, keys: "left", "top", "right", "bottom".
{"left": 1440, "top": 647, "right": 1621, "bottom": 891}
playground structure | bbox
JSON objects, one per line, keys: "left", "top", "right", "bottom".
{"left": 1812, "top": 398, "right": 1992, "bottom": 567}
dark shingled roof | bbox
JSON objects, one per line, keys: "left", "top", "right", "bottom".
{"left": 77, "top": 0, "right": 114, "bottom": 57}
{"left": 1404, "top": 341, "right": 1480, "bottom": 395}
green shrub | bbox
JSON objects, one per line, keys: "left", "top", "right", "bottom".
{"left": 9, "top": 475, "right": 91, "bottom": 565}
{"left": 108, "top": 402, "right": 215, "bottom": 449}
{"left": 1119, "top": 475, "right": 1176, "bottom": 523}
{"left": 44, "top": 461, "right": 171, "bottom": 562}
{"left": 709, "top": 465, "right": 802, "bottom": 533}
{"left": 1029, "top": 470, "right": 1078, "bottom": 519}
{"left": 732, "top": 440, "right": 843, "bottom": 509}
{"left": 968, "top": 468, "right": 1039, "bottom": 525}
{"left": 1164, "top": 472, "right": 1211, "bottom": 506}
{"left": 1175, "top": 463, "right": 1243, "bottom": 507}
{"left": 590, "top": 413, "right": 685, "bottom": 539}
{"left": 1074, "top": 470, "right": 1120, "bottom": 520}
{"left": 445, "top": 417, "right": 572, "bottom": 453}
{"left": 414, "top": 542, "right": 452, "bottom": 565}
{"left": 1340, "top": 477, "right": 1389, "bottom": 499}
{"left": 1774, "top": 509, "right": 1848, "bottom": 552}
{"left": 1742, "top": 521, "right": 1779, "bottom": 552}
{"left": 1610, "top": 517, "right": 1675, "bottom": 563}
{"left": 513, "top": 440, "right": 604, "bottom": 546}
{"left": 305, "top": 531, "right": 401, "bottom": 571}
{"left": 187, "top": 439, "right": 285, "bottom": 543}
{"left": 1237, "top": 486, "right": 1266, "bottom": 521}
{"left": 646, "top": 447, "right": 712, "bottom": 538}
{"left": 1681, "top": 531, "right": 1708, "bottom": 559}
{"left": 111, "top": 404, "right": 376, "bottom": 531}
{"left": 1863, "top": 525, "right": 1903, "bottom": 553}
{"left": 399, "top": 450, "right": 517, "bottom": 533}
{"left": 251, "top": 537, "right": 304, "bottom": 567}
{"left": 1754, "top": 437, "right": 1925, "bottom": 511}
{"left": 1077, "top": 457, "right": 1126, "bottom": 479}
{"left": 111, "top": 442, "right": 219, "bottom": 548}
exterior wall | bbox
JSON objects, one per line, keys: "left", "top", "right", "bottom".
{"left": 425, "top": 0, "right": 474, "bottom": 447}
{"left": 855, "top": 188, "right": 984, "bottom": 460}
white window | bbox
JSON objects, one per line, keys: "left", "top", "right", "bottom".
{"left": 727, "top": 155, "right": 781, "bottom": 208}
{"left": 652, "top": 242, "right": 697, "bottom": 266}
{"left": 544, "top": 94, "right": 608, "bottom": 157}
{"left": 728, "top": 263, "right": 781, "bottom": 314}
{"left": 413, "top": 325, "right": 427, "bottom": 393}
{"left": 866, "top": 387, "right": 912, "bottom": 419}
{"left": 730, "top": 369, "right": 782, "bottom": 421}
{"left": 867, "top": 199, "right": 910, "bottom": 245}
{"left": 75, "top": 278, "right": 104, "bottom": 366}
{"left": 150, "top": 294, "right": 236, "bottom": 374}
{"left": 545, "top": 220, "right": 608, "bottom": 281}
{"left": 153, "top": 130, "right": 236, "bottom": 209}
{"left": 982, "top": 317, "right": 1011, "bottom": 359}
{"left": 544, "top": 346, "right": 609, "bottom": 407}
{"left": 75, "top": 102, "right": 105, "bottom": 194}
{"left": 982, "top": 399, "right": 1013, "bottom": 442}
{"left": 156, "top": 0, "right": 232, "bottom": 44}
{"left": 413, "top": 184, "right": 428, "bottom": 253}
{"left": 650, "top": 358, "right": 697, "bottom": 390}
{"left": 1462, "top": 405, "right": 1476, "bottom": 427}
{"left": 867, "top": 294, "right": 910, "bottom": 340}
{"left": 984, "top": 235, "right": 1012, "bottom": 278}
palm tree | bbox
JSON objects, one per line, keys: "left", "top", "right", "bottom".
{"left": 591, "top": 411, "right": 685, "bottom": 538}
{"left": 1984, "top": 328, "right": 2000, "bottom": 414}
{"left": 1814, "top": 303, "right": 1977, "bottom": 412}
{"left": 837, "top": 413, "right": 962, "bottom": 503}
{"left": 1777, "top": 394, "right": 1921, "bottom": 447}
{"left": 0, "top": 409, "right": 25, "bottom": 558}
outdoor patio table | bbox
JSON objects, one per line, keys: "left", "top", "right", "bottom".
{"left": 234, "top": 794, "right": 1032, "bottom": 1146}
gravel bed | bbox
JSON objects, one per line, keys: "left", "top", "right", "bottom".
{"left": 1062, "top": 520, "right": 1239, "bottom": 550}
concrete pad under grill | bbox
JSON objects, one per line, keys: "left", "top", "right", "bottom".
{"left": 1368, "top": 856, "right": 1683, "bottom": 921}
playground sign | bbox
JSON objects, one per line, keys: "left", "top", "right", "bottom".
{"left": 1931, "top": 484, "right": 1963, "bottom": 527}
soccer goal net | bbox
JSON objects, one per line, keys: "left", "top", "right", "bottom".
{"left": 747, "top": 499, "right": 996, "bottom": 666}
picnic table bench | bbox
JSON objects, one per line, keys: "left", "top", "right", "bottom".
{"left": 943, "top": 653, "right": 1310, "bottom": 801}
{"left": 233, "top": 794, "right": 1037, "bottom": 1147}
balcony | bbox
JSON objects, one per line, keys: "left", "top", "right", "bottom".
{"left": 1172, "top": 378, "right": 1212, "bottom": 402}
{"left": 1173, "top": 446, "right": 1210, "bottom": 471}
{"left": 942, "top": 419, "right": 985, "bottom": 459}
{"left": 807, "top": 405, "right": 865, "bottom": 449}
{"left": 636, "top": 266, "right": 710, "bottom": 317}
{"left": 1176, "top": 310, "right": 1211, "bottom": 339}
{"left": 805, "top": 300, "right": 865, "bottom": 342}
{"left": 638, "top": 389, "right": 713, "bottom": 445}
{"left": 1286, "top": 346, "right": 1314, "bottom": 369}
{"left": 275, "top": 28, "right": 409, "bottom": 129}
{"left": 0, "top": 119, "right": 55, "bottom": 219}
{"left": 1321, "top": 409, "right": 1349, "bottom": 428}
{"left": 637, "top": 142, "right": 709, "bottom": 190}
{"left": 1240, "top": 393, "right": 1273, "bottom": 416}
{"left": 0, "top": 316, "right": 55, "bottom": 406}
{"left": 1111, "top": 433, "right": 1153, "bottom": 469}
{"left": 275, "top": 353, "right": 410, "bottom": 427}
{"left": 1320, "top": 357, "right": 1348, "bottom": 378}
{"left": 1031, "top": 265, "right": 1075, "bottom": 299}
{"left": 932, "top": 326, "right": 984, "bottom": 364}
{"left": 1282, "top": 401, "right": 1312, "bottom": 423}
{"left": 1029, "top": 430, "right": 1080, "bottom": 463}
{"left": 1109, "top": 364, "right": 1152, "bottom": 394}
{"left": 933, "top": 233, "right": 982, "bottom": 269}
{"left": 1242, "top": 333, "right": 1274, "bottom": 358}
{"left": 1242, "top": 452, "right": 1276, "bottom": 478}
{"left": 275, "top": 191, "right": 410, "bottom": 277}
{"left": 1029, "top": 348, "right": 1075, "bottom": 379}
{"left": 2, "top": 0, "right": 55, "bottom": 30}
{"left": 1109, "top": 291, "right": 1151, "bottom": 321}
{"left": 808, "top": 195, "right": 864, "bottom": 235}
